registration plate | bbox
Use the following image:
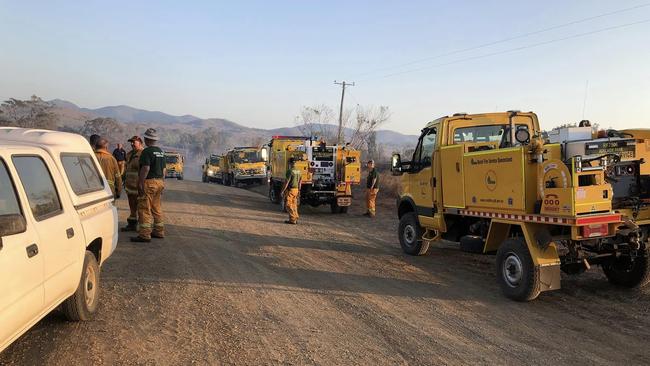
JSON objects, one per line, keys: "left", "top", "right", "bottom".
{"left": 337, "top": 197, "right": 352, "bottom": 206}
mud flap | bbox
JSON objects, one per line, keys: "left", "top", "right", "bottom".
{"left": 537, "top": 264, "right": 562, "bottom": 292}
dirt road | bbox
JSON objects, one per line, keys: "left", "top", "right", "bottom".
{"left": 2, "top": 180, "right": 650, "bottom": 365}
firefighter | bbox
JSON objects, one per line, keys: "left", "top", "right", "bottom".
{"left": 281, "top": 158, "right": 301, "bottom": 224}
{"left": 120, "top": 136, "right": 144, "bottom": 232}
{"left": 364, "top": 160, "right": 379, "bottom": 218}
{"left": 89, "top": 134, "right": 100, "bottom": 151}
{"left": 131, "top": 128, "right": 166, "bottom": 242}
{"left": 95, "top": 137, "right": 122, "bottom": 198}
{"left": 113, "top": 143, "right": 127, "bottom": 175}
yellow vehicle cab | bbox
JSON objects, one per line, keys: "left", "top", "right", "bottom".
{"left": 164, "top": 151, "right": 184, "bottom": 180}
{"left": 221, "top": 147, "right": 266, "bottom": 186}
{"left": 202, "top": 154, "right": 222, "bottom": 183}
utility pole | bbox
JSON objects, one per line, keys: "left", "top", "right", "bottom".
{"left": 334, "top": 80, "right": 354, "bottom": 144}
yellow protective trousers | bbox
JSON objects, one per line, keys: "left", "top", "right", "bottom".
{"left": 137, "top": 179, "right": 165, "bottom": 239}
{"left": 285, "top": 188, "right": 299, "bottom": 223}
{"left": 366, "top": 188, "right": 379, "bottom": 216}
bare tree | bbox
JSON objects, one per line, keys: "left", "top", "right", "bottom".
{"left": 0, "top": 95, "right": 59, "bottom": 130}
{"left": 296, "top": 105, "right": 337, "bottom": 141}
{"left": 347, "top": 105, "right": 391, "bottom": 150}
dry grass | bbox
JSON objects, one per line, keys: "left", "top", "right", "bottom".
{"left": 379, "top": 171, "right": 400, "bottom": 198}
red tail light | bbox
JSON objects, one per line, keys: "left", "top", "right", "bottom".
{"left": 582, "top": 223, "right": 608, "bottom": 238}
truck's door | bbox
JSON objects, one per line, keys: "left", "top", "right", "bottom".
{"left": 408, "top": 126, "right": 440, "bottom": 228}
{"left": 12, "top": 154, "right": 84, "bottom": 308}
{"left": 0, "top": 157, "right": 44, "bottom": 348}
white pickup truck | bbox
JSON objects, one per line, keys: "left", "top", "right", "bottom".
{"left": 0, "top": 127, "right": 118, "bottom": 353}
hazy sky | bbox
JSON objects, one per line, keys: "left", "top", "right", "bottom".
{"left": 1, "top": 0, "right": 649, "bottom": 135}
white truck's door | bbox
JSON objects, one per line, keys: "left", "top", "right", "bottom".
{"left": 11, "top": 154, "right": 84, "bottom": 308}
{"left": 0, "top": 157, "right": 44, "bottom": 352}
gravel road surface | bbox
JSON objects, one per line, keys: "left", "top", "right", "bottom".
{"left": 2, "top": 180, "right": 650, "bottom": 365}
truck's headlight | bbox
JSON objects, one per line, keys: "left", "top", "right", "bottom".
{"left": 207, "top": 169, "right": 214, "bottom": 175}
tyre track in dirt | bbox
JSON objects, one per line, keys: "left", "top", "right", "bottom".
{"left": 2, "top": 179, "right": 650, "bottom": 365}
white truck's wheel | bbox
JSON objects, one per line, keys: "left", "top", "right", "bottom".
{"left": 62, "top": 251, "right": 100, "bottom": 321}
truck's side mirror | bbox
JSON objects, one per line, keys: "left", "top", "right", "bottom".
{"left": 0, "top": 214, "right": 27, "bottom": 250}
{"left": 391, "top": 154, "right": 403, "bottom": 176}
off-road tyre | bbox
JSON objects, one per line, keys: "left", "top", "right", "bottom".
{"left": 398, "top": 212, "right": 429, "bottom": 256}
{"left": 177, "top": 174, "right": 183, "bottom": 180}
{"left": 330, "top": 202, "right": 347, "bottom": 214}
{"left": 202, "top": 175, "right": 207, "bottom": 183}
{"left": 269, "top": 183, "right": 281, "bottom": 204}
{"left": 496, "top": 238, "right": 541, "bottom": 301}
{"left": 460, "top": 235, "right": 485, "bottom": 254}
{"left": 62, "top": 251, "right": 100, "bottom": 321}
{"left": 602, "top": 249, "right": 650, "bottom": 288}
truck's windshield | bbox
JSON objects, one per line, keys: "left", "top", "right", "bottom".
{"left": 313, "top": 147, "right": 334, "bottom": 161}
{"left": 209, "top": 156, "right": 221, "bottom": 165}
{"left": 234, "top": 151, "right": 260, "bottom": 163}
{"left": 166, "top": 155, "right": 180, "bottom": 164}
{"left": 453, "top": 124, "right": 529, "bottom": 145}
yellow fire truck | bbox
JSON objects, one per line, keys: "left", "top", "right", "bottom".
{"left": 392, "top": 111, "right": 650, "bottom": 301}
{"left": 202, "top": 154, "right": 222, "bottom": 183}
{"left": 265, "top": 136, "right": 361, "bottom": 213}
{"left": 221, "top": 147, "right": 266, "bottom": 186}
{"left": 164, "top": 151, "right": 184, "bottom": 180}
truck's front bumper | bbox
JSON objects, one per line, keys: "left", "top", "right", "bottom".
{"left": 234, "top": 174, "right": 266, "bottom": 181}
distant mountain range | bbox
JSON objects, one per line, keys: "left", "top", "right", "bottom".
{"left": 48, "top": 99, "right": 418, "bottom": 147}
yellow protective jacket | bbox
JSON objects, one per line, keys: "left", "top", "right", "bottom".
{"left": 124, "top": 149, "right": 143, "bottom": 195}
{"left": 96, "top": 150, "right": 122, "bottom": 197}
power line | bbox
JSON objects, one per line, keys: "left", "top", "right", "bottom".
{"left": 362, "top": 18, "right": 650, "bottom": 81}
{"left": 351, "top": 2, "right": 650, "bottom": 79}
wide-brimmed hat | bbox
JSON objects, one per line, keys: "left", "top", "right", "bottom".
{"left": 143, "top": 128, "right": 159, "bottom": 141}
{"left": 127, "top": 135, "right": 143, "bottom": 143}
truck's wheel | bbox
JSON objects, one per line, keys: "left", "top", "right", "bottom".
{"left": 269, "top": 183, "right": 281, "bottom": 204}
{"left": 62, "top": 251, "right": 100, "bottom": 321}
{"left": 602, "top": 250, "right": 650, "bottom": 288}
{"left": 330, "top": 203, "right": 349, "bottom": 214}
{"left": 202, "top": 175, "right": 207, "bottom": 183}
{"left": 280, "top": 195, "right": 287, "bottom": 212}
{"left": 398, "top": 212, "right": 429, "bottom": 255}
{"left": 496, "top": 238, "right": 541, "bottom": 301}
{"left": 460, "top": 235, "right": 485, "bottom": 254}
{"left": 177, "top": 174, "right": 183, "bottom": 180}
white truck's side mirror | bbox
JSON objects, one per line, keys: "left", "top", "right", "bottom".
{"left": 0, "top": 214, "right": 27, "bottom": 250}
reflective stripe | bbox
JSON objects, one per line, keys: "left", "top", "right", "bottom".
{"left": 138, "top": 223, "right": 153, "bottom": 229}
{"left": 154, "top": 222, "right": 164, "bottom": 227}
{"left": 125, "top": 188, "right": 139, "bottom": 195}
